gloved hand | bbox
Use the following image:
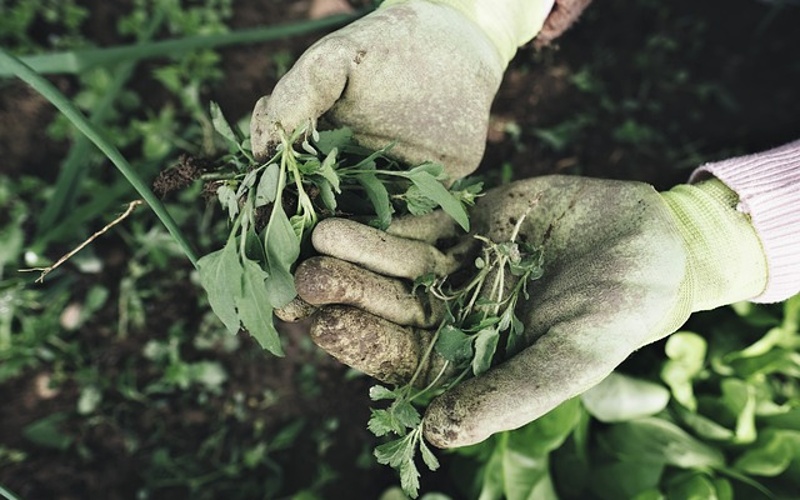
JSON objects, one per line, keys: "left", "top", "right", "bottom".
{"left": 289, "top": 175, "right": 768, "bottom": 448}
{"left": 249, "top": 0, "right": 554, "bottom": 180}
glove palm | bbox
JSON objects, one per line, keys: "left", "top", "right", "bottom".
{"left": 293, "top": 175, "right": 767, "bottom": 447}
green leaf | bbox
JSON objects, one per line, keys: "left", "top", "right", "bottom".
{"left": 314, "top": 127, "right": 353, "bottom": 155}
{"left": 661, "top": 331, "right": 707, "bottom": 411}
{"left": 451, "top": 178, "right": 485, "bottom": 207}
{"left": 601, "top": 417, "right": 725, "bottom": 469}
{"left": 216, "top": 184, "right": 239, "bottom": 221}
{"left": 419, "top": 437, "right": 440, "bottom": 471}
{"left": 197, "top": 237, "right": 242, "bottom": 335}
{"left": 237, "top": 168, "right": 259, "bottom": 198}
{"left": 435, "top": 325, "right": 474, "bottom": 364}
{"left": 236, "top": 258, "right": 284, "bottom": 356}
{"left": 255, "top": 163, "right": 280, "bottom": 207}
{"left": 472, "top": 328, "right": 499, "bottom": 376}
{"left": 391, "top": 399, "right": 422, "bottom": 430}
{"left": 581, "top": 372, "right": 670, "bottom": 423}
{"left": 375, "top": 435, "right": 412, "bottom": 468}
{"left": 405, "top": 170, "right": 469, "bottom": 231}
{"left": 589, "top": 461, "right": 664, "bottom": 500}
{"left": 369, "top": 385, "right": 397, "bottom": 401}
{"left": 318, "top": 148, "right": 341, "bottom": 193}
{"left": 675, "top": 406, "right": 734, "bottom": 441}
{"left": 23, "top": 412, "right": 73, "bottom": 451}
{"left": 665, "top": 472, "right": 718, "bottom": 500}
{"left": 368, "top": 408, "right": 405, "bottom": 437}
{"left": 721, "top": 378, "right": 757, "bottom": 444}
{"left": 317, "top": 178, "right": 338, "bottom": 212}
{"left": 734, "top": 429, "right": 800, "bottom": 476}
{"left": 502, "top": 449, "right": 557, "bottom": 500}
{"left": 400, "top": 457, "right": 421, "bottom": 499}
{"left": 508, "top": 399, "right": 583, "bottom": 457}
{"left": 209, "top": 101, "right": 239, "bottom": 146}
{"left": 404, "top": 184, "right": 439, "bottom": 217}
{"left": 264, "top": 203, "right": 299, "bottom": 308}
{"left": 474, "top": 402, "right": 582, "bottom": 500}
{"left": 356, "top": 170, "right": 393, "bottom": 229}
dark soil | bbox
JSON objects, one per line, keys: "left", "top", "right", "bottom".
{"left": 1, "top": 0, "right": 799, "bottom": 498}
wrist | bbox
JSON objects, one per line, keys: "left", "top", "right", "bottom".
{"left": 381, "top": 0, "right": 554, "bottom": 65}
{"left": 661, "top": 179, "right": 768, "bottom": 311}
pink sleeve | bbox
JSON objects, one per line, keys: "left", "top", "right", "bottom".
{"left": 690, "top": 140, "right": 800, "bottom": 303}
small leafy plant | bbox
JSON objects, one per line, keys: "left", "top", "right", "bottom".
{"left": 197, "top": 103, "right": 482, "bottom": 356}
{"left": 369, "top": 219, "right": 544, "bottom": 497}
{"left": 199, "top": 104, "right": 543, "bottom": 497}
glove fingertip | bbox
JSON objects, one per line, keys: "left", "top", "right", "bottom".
{"left": 250, "top": 95, "right": 273, "bottom": 160}
{"left": 423, "top": 391, "right": 478, "bottom": 449}
{"left": 274, "top": 297, "right": 316, "bottom": 323}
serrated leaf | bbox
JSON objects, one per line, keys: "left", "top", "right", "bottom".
{"left": 400, "top": 458, "right": 421, "bottom": 498}
{"left": 391, "top": 399, "right": 422, "bottom": 430}
{"left": 369, "top": 408, "right": 404, "bottom": 437}
{"left": 405, "top": 170, "right": 469, "bottom": 231}
{"left": 236, "top": 258, "right": 284, "bottom": 356}
{"left": 419, "top": 437, "right": 440, "bottom": 471}
{"left": 255, "top": 163, "right": 280, "bottom": 207}
{"left": 356, "top": 169, "right": 393, "bottom": 229}
{"left": 197, "top": 237, "right": 242, "bottom": 335}
{"left": 375, "top": 435, "right": 413, "bottom": 467}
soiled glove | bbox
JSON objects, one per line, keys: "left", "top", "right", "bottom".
{"left": 290, "top": 175, "right": 768, "bottom": 448}
{"left": 250, "top": 0, "right": 553, "bottom": 180}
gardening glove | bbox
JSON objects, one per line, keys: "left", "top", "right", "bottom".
{"left": 249, "top": 0, "right": 555, "bottom": 180}
{"left": 291, "top": 175, "right": 768, "bottom": 448}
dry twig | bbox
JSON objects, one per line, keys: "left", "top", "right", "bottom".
{"left": 20, "top": 200, "right": 144, "bottom": 283}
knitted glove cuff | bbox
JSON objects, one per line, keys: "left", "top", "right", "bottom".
{"left": 382, "top": 0, "right": 554, "bottom": 64}
{"left": 661, "top": 179, "right": 768, "bottom": 312}
{"left": 690, "top": 140, "right": 800, "bottom": 303}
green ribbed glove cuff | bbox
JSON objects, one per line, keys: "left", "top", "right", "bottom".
{"left": 661, "top": 179, "right": 768, "bottom": 312}
{"left": 381, "top": 0, "right": 553, "bottom": 65}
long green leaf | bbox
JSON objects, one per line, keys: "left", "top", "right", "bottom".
{"left": 197, "top": 237, "right": 242, "bottom": 334}
{"left": 36, "top": 11, "right": 165, "bottom": 237}
{"left": 0, "top": 483, "right": 21, "bottom": 500}
{"left": 0, "top": 12, "right": 365, "bottom": 76}
{"left": 237, "top": 259, "right": 284, "bottom": 356}
{"left": 0, "top": 49, "right": 199, "bottom": 267}
{"left": 406, "top": 170, "right": 470, "bottom": 231}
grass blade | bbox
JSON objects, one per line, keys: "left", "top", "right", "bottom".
{"left": 0, "top": 11, "right": 366, "bottom": 76}
{"left": 0, "top": 49, "right": 198, "bottom": 267}
{"left": 36, "top": 11, "right": 165, "bottom": 237}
